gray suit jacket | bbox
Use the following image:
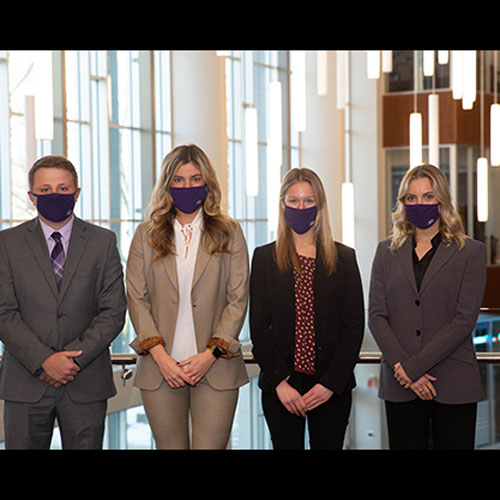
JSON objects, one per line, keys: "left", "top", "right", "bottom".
{"left": 0, "top": 217, "right": 127, "bottom": 403}
{"left": 368, "top": 235, "right": 486, "bottom": 404}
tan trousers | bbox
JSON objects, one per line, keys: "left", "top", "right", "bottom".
{"left": 141, "top": 378, "right": 239, "bottom": 449}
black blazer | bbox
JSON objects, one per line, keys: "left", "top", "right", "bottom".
{"left": 249, "top": 241, "right": 364, "bottom": 395}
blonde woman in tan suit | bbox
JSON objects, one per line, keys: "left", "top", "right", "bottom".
{"left": 126, "top": 144, "right": 249, "bottom": 449}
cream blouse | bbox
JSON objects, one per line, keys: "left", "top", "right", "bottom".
{"left": 170, "top": 209, "right": 203, "bottom": 362}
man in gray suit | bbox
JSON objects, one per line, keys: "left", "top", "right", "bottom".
{"left": 0, "top": 155, "right": 127, "bottom": 449}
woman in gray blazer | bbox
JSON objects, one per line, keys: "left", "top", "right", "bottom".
{"left": 369, "top": 163, "right": 486, "bottom": 449}
{"left": 126, "top": 144, "right": 249, "bottom": 449}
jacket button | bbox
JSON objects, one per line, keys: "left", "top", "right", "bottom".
{"left": 416, "top": 329, "right": 421, "bottom": 336}
{"left": 415, "top": 299, "right": 421, "bottom": 306}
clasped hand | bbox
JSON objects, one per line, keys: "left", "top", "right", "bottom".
{"left": 394, "top": 361, "right": 437, "bottom": 400}
{"left": 40, "top": 350, "right": 82, "bottom": 387}
{"left": 276, "top": 379, "right": 333, "bottom": 417}
{"left": 151, "top": 345, "right": 216, "bottom": 389}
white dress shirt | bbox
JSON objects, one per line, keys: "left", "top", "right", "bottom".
{"left": 170, "top": 209, "right": 203, "bottom": 362}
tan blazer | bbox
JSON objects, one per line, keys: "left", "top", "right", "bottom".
{"left": 126, "top": 220, "right": 249, "bottom": 392}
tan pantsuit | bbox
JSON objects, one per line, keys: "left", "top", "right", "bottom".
{"left": 126, "top": 220, "right": 249, "bottom": 449}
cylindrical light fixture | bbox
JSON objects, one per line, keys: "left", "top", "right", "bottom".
{"left": 428, "top": 94, "right": 440, "bottom": 167}
{"left": 367, "top": 51, "right": 380, "bottom": 79}
{"left": 451, "top": 51, "right": 463, "bottom": 100}
{"left": 33, "top": 51, "right": 54, "bottom": 140}
{"left": 477, "top": 157, "right": 488, "bottom": 222}
{"left": 462, "top": 50, "right": 477, "bottom": 110}
{"left": 25, "top": 95, "right": 37, "bottom": 169}
{"left": 342, "top": 182, "right": 355, "bottom": 248}
{"left": 267, "top": 81, "right": 283, "bottom": 232}
{"left": 317, "top": 50, "right": 328, "bottom": 96}
{"left": 491, "top": 51, "right": 499, "bottom": 167}
{"left": 423, "top": 50, "right": 435, "bottom": 77}
{"left": 382, "top": 51, "right": 392, "bottom": 73}
{"left": 244, "top": 106, "right": 258, "bottom": 196}
{"left": 336, "top": 51, "right": 346, "bottom": 109}
{"left": 410, "top": 112, "right": 423, "bottom": 169}
{"left": 438, "top": 51, "right": 449, "bottom": 65}
{"left": 491, "top": 103, "right": 500, "bottom": 167}
{"left": 291, "top": 51, "right": 306, "bottom": 132}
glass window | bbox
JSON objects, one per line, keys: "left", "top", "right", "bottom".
{"left": 0, "top": 50, "right": 172, "bottom": 355}
{"left": 224, "top": 50, "right": 298, "bottom": 449}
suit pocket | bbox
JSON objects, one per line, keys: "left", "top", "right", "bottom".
{"left": 449, "top": 344, "right": 475, "bottom": 365}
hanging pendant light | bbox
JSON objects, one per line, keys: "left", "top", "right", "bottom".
{"left": 477, "top": 51, "right": 488, "bottom": 222}
{"left": 367, "top": 51, "right": 380, "bottom": 79}
{"left": 423, "top": 50, "right": 435, "bottom": 77}
{"left": 382, "top": 51, "right": 392, "bottom": 73}
{"left": 409, "top": 51, "right": 422, "bottom": 169}
{"left": 336, "top": 51, "right": 346, "bottom": 109}
{"left": 410, "top": 112, "right": 423, "bottom": 168}
{"left": 291, "top": 51, "right": 306, "bottom": 132}
{"left": 33, "top": 51, "right": 54, "bottom": 140}
{"left": 491, "top": 51, "right": 500, "bottom": 167}
{"left": 462, "top": 50, "right": 477, "bottom": 110}
{"left": 438, "top": 51, "right": 449, "bottom": 65}
{"left": 452, "top": 51, "right": 463, "bottom": 100}
{"left": 428, "top": 93, "right": 440, "bottom": 167}
{"left": 244, "top": 106, "right": 258, "bottom": 197}
{"left": 342, "top": 182, "right": 355, "bottom": 248}
{"left": 491, "top": 103, "right": 500, "bottom": 167}
{"left": 317, "top": 51, "right": 328, "bottom": 96}
{"left": 477, "top": 157, "right": 488, "bottom": 222}
{"left": 267, "top": 81, "right": 282, "bottom": 232}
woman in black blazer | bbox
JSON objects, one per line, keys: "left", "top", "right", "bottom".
{"left": 249, "top": 168, "right": 364, "bottom": 450}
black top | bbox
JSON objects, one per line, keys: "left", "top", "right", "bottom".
{"left": 412, "top": 232, "right": 441, "bottom": 291}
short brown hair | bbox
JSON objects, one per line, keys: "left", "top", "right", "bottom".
{"left": 28, "top": 155, "right": 79, "bottom": 191}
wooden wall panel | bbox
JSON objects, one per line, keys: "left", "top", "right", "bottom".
{"left": 383, "top": 91, "right": 492, "bottom": 148}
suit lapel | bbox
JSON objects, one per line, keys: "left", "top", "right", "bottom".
{"left": 58, "top": 217, "right": 90, "bottom": 301}
{"left": 419, "top": 240, "right": 458, "bottom": 293}
{"left": 162, "top": 254, "right": 178, "bottom": 292}
{"left": 395, "top": 237, "right": 419, "bottom": 296}
{"left": 271, "top": 246, "right": 295, "bottom": 352}
{"left": 24, "top": 218, "right": 59, "bottom": 299}
{"left": 192, "top": 241, "right": 212, "bottom": 289}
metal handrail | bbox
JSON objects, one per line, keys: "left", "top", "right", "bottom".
{"left": 111, "top": 351, "right": 500, "bottom": 367}
{"left": 112, "top": 307, "right": 500, "bottom": 369}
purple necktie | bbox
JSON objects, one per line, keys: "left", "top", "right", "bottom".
{"left": 51, "top": 232, "right": 65, "bottom": 292}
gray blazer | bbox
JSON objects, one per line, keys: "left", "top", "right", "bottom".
{"left": 368, "top": 235, "right": 486, "bottom": 404}
{"left": 0, "top": 217, "right": 127, "bottom": 403}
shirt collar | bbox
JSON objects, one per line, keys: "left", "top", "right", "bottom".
{"left": 174, "top": 208, "right": 203, "bottom": 230}
{"left": 39, "top": 215, "right": 75, "bottom": 242}
{"left": 412, "top": 231, "right": 441, "bottom": 248}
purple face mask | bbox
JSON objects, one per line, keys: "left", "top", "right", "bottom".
{"left": 405, "top": 203, "right": 440, "bottom": 229}
{"left": 31, "top": 192, "right": 77, "bottom": 222}
{"left": 284, "top": 205, "right": 318, "bottom": 234}
{"left": 170, "top": 185, "right": 207, "bottom": 214}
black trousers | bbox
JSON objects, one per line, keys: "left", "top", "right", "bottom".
{"left": 262, "top": 372, "right": 352, "bottom": 450}
{"left": 385, "top": 398, "right": 477, "bottom": 450}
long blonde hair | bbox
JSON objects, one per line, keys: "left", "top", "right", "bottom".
{"left": 146, "top": 144, "right": 236, "bottom": 260}
{"left": 275, "top": 168, "right": 337, "bottom": 275}
{"left": 390, "top": 163, "right": 466, "bottom": 252}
